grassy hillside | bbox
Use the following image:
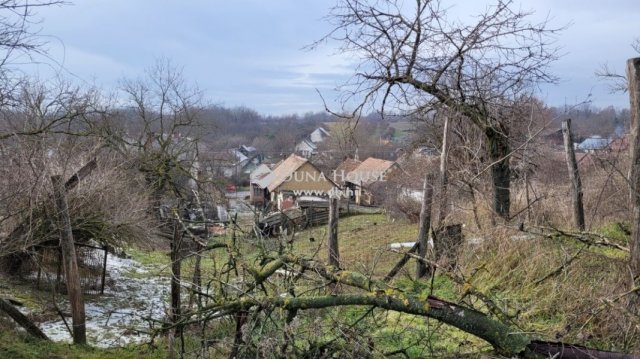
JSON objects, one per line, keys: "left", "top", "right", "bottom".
{"left": 293, "top": 213, "right": 419, "bottom": 276}
{"left": 1, "top": 212, "right": 638, "bottom": 357}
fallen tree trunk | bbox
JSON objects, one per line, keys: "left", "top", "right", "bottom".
{"left": 199, "top": 256, "right": 640, "bottom": 358}
{"left": 0, "top": 298, "right": 49, "bottom": 340}
{"left": 210, "top": 292, "right": 530, "bottom": 356}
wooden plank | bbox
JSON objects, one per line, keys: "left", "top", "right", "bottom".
{"left": 64, "top": 158, "right": 97, "bottom": 190}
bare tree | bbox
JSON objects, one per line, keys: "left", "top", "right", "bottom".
{"left": 111, "top": 59, "right": 206, "bottom": 207}
{"left": 597, "top": 37, "right": 640, "bottom": 93}
{"left": 318, "top": 0, "right": 562, "bottom": 220}
{"left": 0, "top": 0, "right": 65, "bottom": 103}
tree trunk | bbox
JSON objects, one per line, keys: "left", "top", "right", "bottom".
{"left": 628, "top": 57, "right": 640, "bottom": 282}
{"left": 487, "top": 127, "right": 511, "bottom": 221}
{"left": 51, "top": 175, "right": 86, "bottom": 345}
{"left": 328, "top": 197, "right": 340, "bottom": 268}
{"left": 189, "top": 246, "right": 203, "bottom": 309}
{"left": 218, "top": 266, "right": 531, "bottom": 356}
{"left": 562, "top": 119, "right": 585, "bottom": 231}
{"left": 437, "top": 117, "right": 450, "bottom": 226}
{"left": 169, "top": 221, "right": 182, "bottom": 359}
{"left": 221, "top": 256, "right": 640, "bottom": 358}
{"left": 416, "top": 173, "right": 434, "bottom": 278}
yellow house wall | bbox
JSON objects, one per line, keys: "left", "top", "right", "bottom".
{"left": 276, "top": 162, "right": 336, "bottom": 192}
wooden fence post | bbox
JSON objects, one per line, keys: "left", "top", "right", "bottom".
{"left": 100, "top": 246, "right": 108, "bottom": 295}
{"left": 51, "top": 175, "right": 86, "bottom": 345}
{"left": 627, "top": 57, "right": 640, "bottom": 281}
{"left": 417, "top": 173, "right": 434, "bottom": 278}
{"left": 562, "top": 119, "right": 585, "bottom": 231}
{"left": 328, "top": 196, "right": 340, "bottom": 268}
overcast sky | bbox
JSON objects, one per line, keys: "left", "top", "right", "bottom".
{"left": 23, "top": 0, "right": 640, "bottom": 115}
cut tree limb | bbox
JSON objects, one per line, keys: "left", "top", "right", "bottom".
{"left": 206, "top": 256, "right": 640, "bottom": 358}
{"left": 0, "top": 298, "right": 49, "bottom": 340}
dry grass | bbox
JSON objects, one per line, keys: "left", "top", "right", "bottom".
{"left": 292, "top": 213, "right": 418, "bottom": 277}
{"left": 290, "top": 208, "right": 639, "bottom": 353}
{"left": 457, "top": 226, "right": 638, "bottom": 352}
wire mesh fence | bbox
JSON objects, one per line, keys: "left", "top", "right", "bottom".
{"left": 22, "top": 243, "right": 108, "bottom": 295}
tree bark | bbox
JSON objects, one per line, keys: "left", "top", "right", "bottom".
{"left": 437, "top": 116, "right": 450, "bottom": 226}
{"left": 219, "top": 256, "right": 640, "bottom": 358}
{"left": 51, "top": 175, "right": 86, "bottom": 345}
{"left": 169, "top": 221, "right": 183, "bottom": 359}
{"left": 170, "top": 222, "right": 182, "bottom": 320}
{"left": 416, "top": 173, "right": 434, "bottom": 278}
{"left": 562, "top": 119, "right": 585, "bottom": 231}
{"left": 328, "top": 197, "right": 340, "bottom": 268}
{"left": 212, "top": 265, "right": 531, "bottom": 356}
{"left": 487, "top": 127, "right": 511, "bottom": 221}
{"left": 628, "top": 57, "right": 640, "bottom": 282}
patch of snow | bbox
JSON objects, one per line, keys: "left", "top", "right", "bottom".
{"left": 37, "top": 255, "right": 169, "bottom": 348}
{"left": 388, "top": 242, "right": 416, "bottom": 249}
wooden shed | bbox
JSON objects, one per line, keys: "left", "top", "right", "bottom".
{"left": 263, "top": 154, "right": 338, "bottom": 210}
{"left": 345, "top": 157, "right": 399, "bottom": 206}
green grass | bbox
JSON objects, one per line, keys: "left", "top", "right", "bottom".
{"left": 0, "top": 330, "right": 164, "bottom": 359}
{"left": 293, "top": 213, "right": 419, "bottom": 276}
{"left": 5, "top": 214, "right": 636, "bottom": 357}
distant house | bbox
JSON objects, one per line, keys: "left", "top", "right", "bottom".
{"left": 249, "top": 164, "right": 273, "bottom": 205}
{"left": 345, "top": 157, "right": 399, "bottom": 205}
{"left": 334, "top": 158, "right": 362, "bottom": 185}
{"left": 576, "top": 136, "right": 611, "bottom": 152}
{"left": 221, "top": 145, "right": 265, "bottom": 179}
{"left": 295, "top": 138, "right": 317, "bottom": 158}
{"left": 252, "top": 154, "right": 338, "bottom": 210}
{"left": 238, "top": 144, "right": 257, "bottom": 157}
{"left": 295, "top": 127, "right": 331, "bottom": 158}
{"left": 309, "top": 127, "right": 331, "bottom": 143}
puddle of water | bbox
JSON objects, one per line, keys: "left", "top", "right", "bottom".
{"left": 36, "top": 255, "right": 170, "bottom": 348}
